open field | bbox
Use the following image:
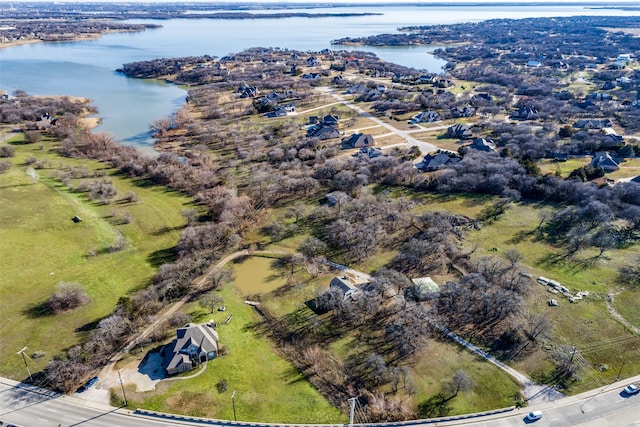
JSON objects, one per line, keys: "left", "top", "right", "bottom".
{"left": 538, "top": 158, "right": 591, "bottom": 178}
{"left": 0, "top": 134, "right": 193, "bottom": 380}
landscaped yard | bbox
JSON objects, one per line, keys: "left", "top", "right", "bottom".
{"left": 128, "top": 283, "right": 346, "bottom": 423}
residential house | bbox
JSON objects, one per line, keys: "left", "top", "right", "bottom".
{"left": 550, "top": 60, "right": 568, "bottom": 69}
{"left": 510, "top": 105, "right": 539, "bottom": 120}
{"left": 434, "top": 79, "right": 454, "bottom": 88}
{"left": 347, "top": 83, "right": 369, "bottom": 95}
{"left": 301, "top": 73, "right": 322, "bottom": 80}
{"left": 418, "top": 74, "right": 437, "bottom": 84}
{"left": 330, "top": 276, "right": 369, "bottom": 300}
{"left": 573, "top": 119, "right": 612, "bottom": 129}
{"left": 449, "top": 105, "right": 475, "bottom": 118}
{"left": 447, "top": 123, "right": 473, "bottom": 140}
{"left": 469, "top": 138, "right": 497, "bottom": 152}
{"left": 586, "top": 92, "right": 613, "bottom": 101}
{"left": 264, "top": 104, "right": 295, "bottom": 118}
{"left": 411, "top": 110, "right": 441, "bottom": 123}
{"left": 354, "top": 147, "right": 383, "bottom": 158}
{"left": 527, "top": 60, "right": 543, "bottom": 67}
{"left": 591, "top": 151, "right": 621, "bottom": 172}
{"left": 306, "top": 56, "right": 320, "bottom": 67}
{"left": 237, "top": 84, "right": 257, "bottom": 99}
{"left": 307, "top": 124, "right": 340, "bottom": 140}
{"left": 341, "top": 133, "right": 375, "bottom": 149}
{"left": 575, "top": 99, "right": 598, "bottom": 110}
{"left": 420, "top": 151, "right": 460, "bottom": 171}
{"left": 602, "top": 134, "right": 624, "bottom": 148}
{"left": 321, "top": 115, "right": 339, "bottom": 127}
{"left": 473, "top": 93, "right": 492, "bottom": 102}
{"left": 35, "top": 113, "right": 57, "bottom": 129}
{"left": 555, "top": 90, "right": 574, "bottom": 100}
{"left": 162, "top": 322, "right": 219, "bottom": 376}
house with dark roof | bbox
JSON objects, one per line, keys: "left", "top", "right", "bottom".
{"left": 321, "top": 115, "right": 339, "bottom": 126}
{"left": 347, "top": 83, "right": 369, "bottom": 94}
{"left": 591, "top": 151, "right": 621, "bottom": 172}
{"left": 410, "top": 110, "right": 441, "bottom": 123}
{"left": 341, "top": 133, "right": 375, "bottom": 149}
{"left": 449, "top": 106, "right": 475, "bottom": 118}
{"left": 573, "top": 119, "right": 612, "bottom": 129}
{"left": 237, "top": 84, "right": 257, "bottom": 99}
{"left": 163, "top": 322, "right": 219, "bottom": 376}
{"left": 419, "top": 152, "right": 460, "bottom": 171}
{"left": 307, "top": 124, "right": 340, "bottom": 140}
{"left": 510, "top": 105, "right": 539, "bottom": 120}
{"left": 447, "top": 123, "right": 473, "bottom": 140}
{"left": 354, "top": 146, "right": 383, "bottom": 158}
{"left": 469, "top": 138, "right": 497, "bottom": 152}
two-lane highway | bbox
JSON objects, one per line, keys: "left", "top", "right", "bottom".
{"left": 1, "top": 376, "right": 639, "bottom": 427}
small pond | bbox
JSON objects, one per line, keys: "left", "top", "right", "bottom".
{"left": 232, "top": 256, "right": 288, "bottom": 295}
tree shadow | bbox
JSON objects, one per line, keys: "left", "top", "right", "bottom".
{"left": 22, "top": 301, "right": 51, "bottom": 318}
{"left": 417, "top": 392, "right": 451, "bottom": 418}
{"left": 75, "top": 318, "right": 102, "bottom": 333}
{"left": 147, "top": 247, "right": 177, "bottom": 268}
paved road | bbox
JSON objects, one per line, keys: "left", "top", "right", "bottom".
{"left": 317, "top": 87, "right": 439, "bottom": 155}
{"left": 2, "top": 376, "right": 639, "bottom": 427}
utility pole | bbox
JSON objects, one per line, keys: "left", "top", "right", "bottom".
{"left": 118, "top": 369, "right": 127, "bottom": 406}
{"left": 231, "top": 390, "right": 237, "bottom": 421}
{"left": 616, "top": 358, "right": 626, "bottom": 382}
{"left": 17, "top": 347, "right": 33, "bottom": 383}
{"left": 348, "top": 397, "right": 357, "bottom": 426}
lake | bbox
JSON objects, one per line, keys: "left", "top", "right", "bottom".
{"left": 1, "top": 4, "right": 637, "bottom": 150}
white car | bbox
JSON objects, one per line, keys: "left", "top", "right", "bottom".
{"left": 526, "top": 410, "right": 543, "bottom": 421}
{"left": 623, "top": 384, "right": 639, "bottom": 395}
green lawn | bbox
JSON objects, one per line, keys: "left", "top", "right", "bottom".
{"left": 130, "top": 284, "right": 345, "bottom": 423}
{"left": 0, "top": 135, "right": 192, "bottom": 380}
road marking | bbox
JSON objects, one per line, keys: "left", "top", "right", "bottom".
{"left": 37, "top": 417, "right": 48, "bottom": 422}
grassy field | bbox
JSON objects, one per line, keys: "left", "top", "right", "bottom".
{"left": 129, "top": 283, "right": 346, "bottom": 423}
{"left": 462, "top": 201, "right": 640, "bottom": 391}
{"left": 0, "top": 134, "right": 192, "bottom": 380}
{"left": 538, "top": 158, "right": 590, "bottom": 178}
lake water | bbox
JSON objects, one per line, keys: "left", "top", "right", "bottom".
{"left": 1, "top": 4, "right": 637, "bottom": 150}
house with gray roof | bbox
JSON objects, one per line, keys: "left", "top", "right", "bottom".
{"left": 469, "top": 138, "right": 497, "bottom": 152}
{"left": 591, "top": 151, "right": 621, "bottom": 172}
{"left": 510, "top": 105, "right": 539, "bottom": 121}
{"left": 341, "top": 133, "right": 375, "bottom": 149}
{"left": 410, "top": 110, "right": 441, "bottom": 124}
{"left": 447, "top": 123, "right": 473, "bottom": 140}
{"left": 420, "top": 151, "right": 460, "bottom": 171}
{"left": 330, "top": 276, "right": 361, "bottom": 300}
{"left": 163, "top": 322, "right": 219, "bottom": 376}
{"left": 573, "top": 119, "right": 612, "bottom": 129}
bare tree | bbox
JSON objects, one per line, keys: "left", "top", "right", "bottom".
{"left": 200, "top": 292, "right": 224, "bottom": 313}
{"left": 45, "top": 282, "right": 91, "bottom": 314}
{"left": 442, "top": 370, "right": 475, "bottom": 400}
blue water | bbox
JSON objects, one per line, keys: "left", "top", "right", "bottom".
{"left": 1, "top": 4, "right": 636, "bottom": 149}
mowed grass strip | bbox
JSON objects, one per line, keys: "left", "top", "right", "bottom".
{"left": 0, "top": 136, "right": 192, "bottom": 380}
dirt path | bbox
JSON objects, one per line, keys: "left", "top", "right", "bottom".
{"left": 606, "top": 292, "right": 640, "bottom": 336}
{"left": 85, "top": 249, "right": 253, "bottom": 404}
